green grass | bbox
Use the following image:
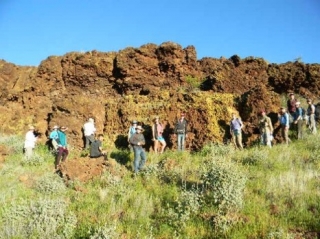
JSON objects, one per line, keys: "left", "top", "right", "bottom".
{"left": 0, "top": 132, "right": 320, "bottom": 238}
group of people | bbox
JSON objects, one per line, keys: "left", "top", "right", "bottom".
{"left": 24, "top": 96, "right": 316, "bottom": 172}
{"left": 24, "top": 118, "right": 108, "bottom": 171}
{"left": 127, "top": 112, "right": 188, "bottom": 174}
{"left": 230, "top": 93, "right": 318, "bottom": 149}
{"left": 23, "top": 113, "right": 189, "bottom": 174}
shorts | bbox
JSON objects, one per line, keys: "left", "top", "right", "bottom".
{"left": 157, "top": 136, "right": 165, "bottom": 143}
{"left": 233, "top": 129, "right": 241, "bottom": 136}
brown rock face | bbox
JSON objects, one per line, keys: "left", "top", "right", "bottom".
{"left": 0, "top": 42, "right": 319, "bottom": 150}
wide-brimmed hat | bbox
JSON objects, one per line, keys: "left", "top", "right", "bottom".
{"left": 29, "top": 125, "right": 35, "bottom": 130}
{"left": 132, "top": 120, "right": 137, "bottom": 124}
{"left": 135, "top": 125, "right": 144, "bottom": 131}
{"left": 295, "top": 101, "right": 301, "bottom": 105}
{"left": 53, "top": 125, "right": 59, "bottom": 129}
{"left": 61, "top": 126, "right": 68, "bottom": 131}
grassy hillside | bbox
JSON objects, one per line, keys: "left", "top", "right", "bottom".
{"left": 0, "top": 132, "right": 320, "bottom": 238}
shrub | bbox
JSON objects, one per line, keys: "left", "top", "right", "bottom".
{"left": 308, "top": 149, "right": 320, "bottom": 164}
{"left": 0, "top": 197, "right": 77, "bottom": 238}
{"left": 266, "top": 228, "right": 294, "bottom": 239}
{"left": 164, "top": 187, "right": 203, "bottom": 231}
{"left": 141, "top": 164, "right": 160, "bottom": 178}
{"left": 185, "top": 75, "right": 202, "bottom": 92}
{"left": 158, "top": 158, "right": 182, "bottom": 184}
{"left": 99, "top": 171, "right": 123, "bottom": 188}
{"left": 303, "top": 134, "right": 320, "bottom": 152}
{"left": 34, "top": 173, "right": 67, "bottom": 195}
{"left": 21, "top": 153, "right": 45, "bottom": 166}
{"left": 0, "top": 134, "right": 24, "bottom": 153}
{"left": 199, "top": 142, "right": 234, "bottom": 158}
{"left": 213, "top": 213, "right": 240, "bottom": 234}
{"left": 241, "top": 148, "right": 268, "bottom": 165}
{"left": 201, "top": 158, "right": 247, "bottom": 213}
{"left": 89, "top": 224, "right": 119, "bottom": 239}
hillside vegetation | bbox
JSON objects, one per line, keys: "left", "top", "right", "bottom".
{"left": 1, "top": 131, "right": 320, "bottom": 238}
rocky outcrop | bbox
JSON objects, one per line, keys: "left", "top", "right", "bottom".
{"left": 0, "top": 42, "right": 319, "bottom": 150}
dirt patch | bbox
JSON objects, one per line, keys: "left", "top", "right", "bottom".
{"left": 58, "top": 157, "right": 127, "bottom": 183}
{"left": 289, "top": 229, "right": 320, "bottom": 239}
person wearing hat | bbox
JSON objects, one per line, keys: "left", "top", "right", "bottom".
{"left": 152, "top": 116, "right": 167, "bottom": 154}
{"left": 83, "top": 118, "right": 96, "bottom": 149}
{"left": 278, "top": 107, "right": 291, "bottom": 144}
{"left": 174, "top": 112, "right": 188, "bottom": 151}
{"left": 306, "top": 99, "right": 317, "bottom": 134}
{"left": 127, "top": 120, "right": 138, "bottom": 149}
{"left": 230, "top": 112, "right": 244, "bottom": 149}
{"left": 49, "top": 125, "right": 59, "bottom": 151}
{"left": 258, "top": 110, "right": 273, "bottom": 147}
{"left": 55, "top": 126, "right": 69, "bottom": 170}
{"left": 293, "top": 101, "right": 304, "bottom": 139}
{"left": 129, "top": 125, "right": 147, "bottom": 174}
{"left": 24, "top": 125, "right": 38, "bottom": 159}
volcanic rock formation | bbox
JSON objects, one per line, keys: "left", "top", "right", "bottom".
{"left": 0, "top": 42, "right": 319, "bottom": 150}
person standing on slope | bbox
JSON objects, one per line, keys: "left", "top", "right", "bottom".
{"left": 258, "top": 110, "right": 273, "bottom": 147}
{"left": 174, "top": 112, "right": 188, "bottom": 151}
{"left": 83, "top": 118, "right": 96, "bottom": 149}
{"left": 230, "top": 112, "right": 244, "bottom": 149}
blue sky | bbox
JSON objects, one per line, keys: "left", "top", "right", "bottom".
{"left": 1, "top": 0, "right": 319, "bottom": 66}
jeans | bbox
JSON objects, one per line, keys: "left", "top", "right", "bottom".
{"left": 308, "top": 114, "right": 317, "bottom": 134}
{"left": 133, "top": 147, "right": 146, "bottom": 173}
{"left": 177, "top": 134, "right": 185, "bottom": 151}
{"left": 260, "top": 132, "right": 272, "bottom": 148}
{"left": 55, "top": 147, "right": 69, "bottom": 169}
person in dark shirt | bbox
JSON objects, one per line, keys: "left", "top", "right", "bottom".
{"left": 90, "top": 134, "right": 108, "bottom": 160}
{"left": 174, "top": 112, "right": 188, "bottom": 151}
{"left": 129, "top": 125, "right": 146, "bottom": 174}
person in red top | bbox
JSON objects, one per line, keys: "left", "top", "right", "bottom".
{"left": 287, "top": 92, "right": 298, "bottom": 130}
{"left": 287, "top": 93, "right": 297, "bottom": 117}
